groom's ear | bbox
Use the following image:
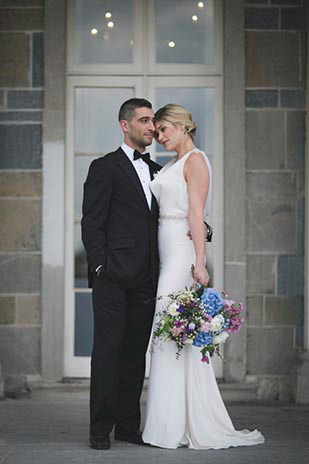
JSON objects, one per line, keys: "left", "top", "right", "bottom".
{"left": 120, "top": 119, "right": 129, "bottom": 133}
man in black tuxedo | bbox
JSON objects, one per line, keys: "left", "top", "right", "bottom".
{"left": 81, "top": 98, "right": 161, "bottom": 450}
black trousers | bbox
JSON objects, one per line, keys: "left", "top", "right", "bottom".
{"left": 90, "top": 273, "right": 156, "bottom": 436}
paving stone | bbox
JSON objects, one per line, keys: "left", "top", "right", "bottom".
{"left": 247, "top": 254, "right": 276, "bottom": 294}
{"left": 280, "top": 89, "right": 306, "bottom": 108}
{"left": 246, "top": 31, "right": 302, "bottom": 87}
{"left": 7, "top": 90, "right": 43, "bottom": 109}
{"left": 0, "top": 111, "right": 42, "bottom": 121}
{"left": 246, "top": 111, "right": 285, "bottom": 169}
{"left": 0, "top": 125, "right": 42, "bottom": 169}
{"left": 264, "top": 296, "right": 303, "bottom": 325}
{"left": 0, "top": 199, "right": 41, "bottom": 251}
{"left": 0, "top": 326, "right": 40, "bottom": 375}
{"left": 281, "top": 7, "right": 306, "bottom": 30}
{"left": 16, "top": 295, "right": 41, "bottom": 325}
{"left": 245, "top": 89, "right": 278, "bottom": 107}
{"left": 0, "top": 254, "right": 41, "bottom": 293}
{"left": 0, "top": 8, "right": 43, "bottom": 30}
{"left": 32, "top": 32, "right": 44, "bottom": 87}
{"left": 245, "top": 7, "right": 279, "bottom": 29}
{"left": 247, "top": 327, "right": 294, "bottom": 374}
{"left": 286, "top": 111, "right": 306, "bottom": 169}
{"left": 0, "top": 296, "right": 15, "bottom": 324}
{"left": 246, "top": 172, "right": 297, "bottom": 252}
{"left": 246, "top": 295, "right": 263, "bottom": 325}
{"left": 0, "top": 171, "right": 42, "bottom": 197}
{"left": 0, "top": 33, "right": 30, "bottom": 86}
{"left": 278, "top": 255, "right": 304, "bottom": 296}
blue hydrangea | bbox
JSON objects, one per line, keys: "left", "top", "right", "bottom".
{"left": 201, "top": 288, "right": 224, "bottom": 317}
{"left": 193, "top": 332, "right": 213, "bottom": 347}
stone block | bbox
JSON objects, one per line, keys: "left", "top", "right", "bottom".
{"left": 246, "top": 295, "right": 263, "bottom": 325}
{"left": 281, "top": 7, "right": 306, "bottom": 30}
{"left": 286, "top": 111, "right": 306, "bottom": 169}
{"left": 0, "top": 296, "right": 15, "bottom": 324}
{"left": 246, "top": 31, "right": 302, "bottom": 87}
{"left": 294, "top": 326, "right": 304, "bottom": 347}
{"left": 264, "top": 296, "right": 303, "bottom": 325}
{"left": 247, "top": 254, "right": 276, "bottom": 294}
{"left": 0, "top": 0, "right": 43, "bottom": 5}
{"left": 0, "top": 111, "right": 42, "bottom": 121}
{"left": 245, "top": 90, "right": 278, "bottom": 108}
{"left": 0, "top": 90, "right": 4, "bottom": 108}
{"left": 224, "top": 264, "right": 246, "bottom": 303}
{"left": 0, "top": 254, "right": 41, "bottom": 293}
{"left": 257, "top": 375, "right": 279, "bottom": 400}
{"left": 0, "top": 199, "right": 41, "bottom": 251}
{"left": 246, "top": 0, "right": 268, "bottom": 3}
{"left": 246, "top": 172, "right": 297, "bottom": 252}
{"left": 0, "top": 171, "right": 42, "bottom": 197}
{"left": 16, "top": 295, "right": 41, "bottom": 325}
{"left": 0, "top": 33, "right": 30, "bottom": 86}
{"left": 247, "top": 327, "right": 294, "bottom": 374}
{"left": 245, "top": 7, "right": 279, "bottom": 29}
{"left": 280, "top": 89, "right": 306, "bottom": 108}
{"left": 271, "top": 0, "right": 302, "bottom": 4}
{"left": 0, "top": 8, "right": 43, "bottom": 30}
{"left": 297, "top": 197, "right": 304, "bottom": 254}
{"left": 0, "top": 326, "right": 40, "bottom": 375}
{"left": 279, "top": 375, "right": 293, "bottom": 402}
{"left": 7, "top": 90, "right": 43, "bottom": 109}
{"left": 32, "top": 32, "right": 44, "bottom": 87}
{"left": 0, "top": 125, "right": 42, "bottom": 169}
{"left": 278, "top": 255, "right": 304, "bottom": 296}
{"left": 295, "top": 350, "right": 309, "bottom": 403}
{"left": 246, "top": 111, "right": 285, "bottom": 169}
{"left": 3, "top": 374, "right": 31, "bottom": 399}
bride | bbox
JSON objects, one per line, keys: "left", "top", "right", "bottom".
{"left": 142, "top": 104, "right": 264, "bottom": 449}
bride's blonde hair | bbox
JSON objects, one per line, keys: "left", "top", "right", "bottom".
{"left": 155, "top": 104, "right": 197, "bottom": 141}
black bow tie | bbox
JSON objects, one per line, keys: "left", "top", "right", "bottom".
{"left": 133, "top": 150, "right": 151, "bottom": 162}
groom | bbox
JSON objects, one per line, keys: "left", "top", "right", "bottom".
{"left": 81, "top": 98, "right": 161, "bottom": 450}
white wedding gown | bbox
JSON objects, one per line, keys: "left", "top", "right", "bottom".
{"left": 142, "top": 148, "right": 264, "bottom": 449}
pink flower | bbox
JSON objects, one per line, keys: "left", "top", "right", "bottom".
{"left": 201, "top": 355, "right": 209, "bottom": 364}
{"left": 200, "top": 321, "right": 212, "bottom": 333}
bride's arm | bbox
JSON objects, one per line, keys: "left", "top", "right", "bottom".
{"left": 184, "top": 152, "right": 210, "bottom": 286}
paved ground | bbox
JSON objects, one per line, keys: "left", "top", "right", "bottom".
{"left": 0, "top": 386, "right": 308, "bottom": 464}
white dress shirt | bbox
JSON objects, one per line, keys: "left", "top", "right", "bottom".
{"left": 121, "top": 143, "right": 152, "bottom": 209}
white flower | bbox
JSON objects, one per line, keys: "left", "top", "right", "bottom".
{"left": 168, "top": 302, "right": 179, "bottom": 316}
{"left": 180, "top": 290, "right": 194, "bottom": 303}
{"left": 210, "top": 314, "right": 225, "bottom": 332}
{"left": 213, "top": 331, "right": 229, "bottom": 344}
{"left": 185, "top": 338, "right": 194, "bottom": 345}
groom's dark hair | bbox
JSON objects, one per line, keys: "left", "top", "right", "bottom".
{"left": 118, "top": 98, "right": 152, "bottom": 122}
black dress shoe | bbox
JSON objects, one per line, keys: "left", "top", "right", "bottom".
{"left": 89, "top": 434, "right": 111, "bottom": 450}
{"left": 114, "top": 429, "right": 146, "bottom": 446}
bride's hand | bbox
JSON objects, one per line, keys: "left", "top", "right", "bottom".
{"left": 193, "top": 263, "right": 210, "bottom": 287}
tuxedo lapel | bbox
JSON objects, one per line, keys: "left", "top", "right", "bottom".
{"left": 115, "top": 148, "right": 150, "bottom": 210}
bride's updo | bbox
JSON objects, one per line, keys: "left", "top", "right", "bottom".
{"left": 155, "top": 104, "right": 197, "bottom": 141}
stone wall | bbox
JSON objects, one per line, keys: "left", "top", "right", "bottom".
{"left": 0, "top": 0, "right": 44, "bottom": 394}
{"left": 245, "top": 0, "right": 306, "bottom": 400}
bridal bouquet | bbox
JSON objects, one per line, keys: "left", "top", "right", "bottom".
{"left": 154, "top": 284, "right": 244, "bottom": 363}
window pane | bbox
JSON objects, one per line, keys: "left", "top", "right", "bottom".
{"left": 75, "top": 223, "right": 88, "bottom": 288}
{"left": 155, "top": 0, "right": 214, "bottom": 64}
{"left": 75, "top": 87, "right": 133, "bottom": 155}
{"left": 75, "top": 0, "right": 134, "bottom": 64}
{"left": 74, "top": 292, "right": 93, "bottom": 356}
{"left": 155, "top": 87, "right": 214, "bottom": 161}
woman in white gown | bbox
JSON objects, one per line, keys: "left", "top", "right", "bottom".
{"left": 142, "top": 104, "right": 264, "bottom": 450}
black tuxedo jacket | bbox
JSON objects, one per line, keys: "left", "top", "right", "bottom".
{"left": 81, "top": 147, "right": 161, "bottom": 289}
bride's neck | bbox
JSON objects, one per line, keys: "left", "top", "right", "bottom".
{"left": 175, "top": 137, "right": 195, "bottom": 159}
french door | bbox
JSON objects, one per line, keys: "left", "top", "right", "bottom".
{"left": 64, "top": 0, "right": 223, "bottom": 378}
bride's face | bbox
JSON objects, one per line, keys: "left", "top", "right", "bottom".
{"left": 155, "top": 120, "right": 184, "bottom": 151}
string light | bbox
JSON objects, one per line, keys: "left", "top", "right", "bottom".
{"left": 192, "top": 15, "right": 198, "bottom": 22}
{"left": 168, "top": 41, "right": 176, "bottom": 48}
{"left": 198, "top": 1, "right": 204, "bottom": 7}
{"left": 90, "top": 28, "right": 98, "bottom": 35}
{"left": 105, "top": 12, "right": 112, "bottom": 18}
{"left": 107, "top": 21, "right": 114, "bottom": 28}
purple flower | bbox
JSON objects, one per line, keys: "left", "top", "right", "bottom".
{"left": 188, "top": 322, "right": 195, "bottom": 332}
{"left": 177, "top": 306, "right": 186, "bottom": 314}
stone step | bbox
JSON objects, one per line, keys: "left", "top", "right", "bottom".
{"left": 29, "top": 378, "right": 257, "bottom": 402}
